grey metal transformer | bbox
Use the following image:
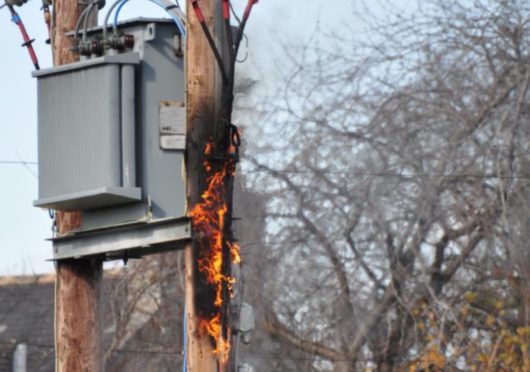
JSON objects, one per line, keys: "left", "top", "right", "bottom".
{"left": 33, "top": 18, "right": 191, "bottom": 260}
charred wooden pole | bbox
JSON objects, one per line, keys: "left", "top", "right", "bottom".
{"left": 52, "top": 3, "right": 103, "bottom": 371}
{"left": 185, "top": 0, "right": 234, "bottom": 370}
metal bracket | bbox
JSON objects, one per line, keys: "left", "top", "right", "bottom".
{"left": 174, "top": 34, "right": 183, "bottom": 57}
{"left": 144, "top": 22, "right": 156, "bottom": 41}
{"left": 51, "top": 217, "right": 192, "bottom": 260}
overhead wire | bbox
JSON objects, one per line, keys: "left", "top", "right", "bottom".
{"left": 0, "top": 160, "right": 37, "bottom": 165}
{"left": 5, "top": 3, "right": 40, "bottom": 70}
{"left": 0, "top": 340, "right": 183, "bottom": 357}
{"left": 0, "top": 340, "right": 379, "bottom": 363}
{"left": 245, "top": 168, "right": 530, "bottom": 179}
{"left": 2, "top": 161, "right": 528, "bottom": 181}
{"left": 102, "top": 0, "right": 186, "bottom": 42}
{"left": 107, "top": 0, "right": 186, "bottom": 39}
{"left": 0, "top": 160, "right": 37, "bottom": 178}
{"left": 0, "top": 340, "right": 363, "bottom": 362}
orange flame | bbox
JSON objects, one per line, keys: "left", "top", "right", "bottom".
{"left": 190, "top": 142, "right": 241, "bottom": 367}
{"left": 199, "top": 314, "right": 232, "bottom": 365}
{"left": 230, "top": 241, "right": 241, "bottom": 265}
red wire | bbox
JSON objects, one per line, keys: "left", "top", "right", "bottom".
{"left": 191, "top": 0, "right": 205, "bottom": 23}
{"left": 9, "top": 8, "right": 39, "bottom": 69}
{"left": 222, "top": 0, "right": 230, "bottom": 21}
{"left": 242, "top": 0, "right": 258, "bottom": 21}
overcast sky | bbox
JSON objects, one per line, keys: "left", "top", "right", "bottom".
{"left": 0, "top": 0, "right": 357, "bottom": 274}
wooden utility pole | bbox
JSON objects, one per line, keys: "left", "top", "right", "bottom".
{"left": 185, "top": 0, "right": 228, "bottom": 370}
{"left": 52, "top": 3, "right": 103, "bottom": 372}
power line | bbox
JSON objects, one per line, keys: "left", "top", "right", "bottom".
{"left": 245, "top": 168, "right": 530, "bottom": 180}
{"left": 3, "top": 161, "right": 529, "bottom": 181}
{"left": 0, "top": 340, "right": 362, "bottom": 362}
{"left": 0, "top": 340, "right": 183, "bottom": 357}
{"left": 0, "top": 160, "right": 37, "bottom": 165}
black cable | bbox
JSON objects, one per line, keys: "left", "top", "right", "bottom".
{"left": 233, "top": 1, "right": 257, "bottom": 64}
{"left": 199, "top": 20, "right": 229, "bottom": 84}
{"left": 235, "top": 34, "right": 248, "bottom": 63}
{"left": 233, "top": 17, "right": 249, "bottom": 65}
{"left": 229, "top": 2, "right": 241, "bottom": 26}
{"left": 225, "top": 18, "right": 234, "bottom": 66}
{"left": 229, "top": 1, "right": 257, "bottom": 86}
{"left": 191, "top": 0, "right": 229, "bottom": 84}
{"left": 222, "top": 0, "right": 234, "bottom": 68}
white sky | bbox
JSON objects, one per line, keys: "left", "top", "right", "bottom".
{"left": 0, "top": 0, "right": 358, "bottom": 274}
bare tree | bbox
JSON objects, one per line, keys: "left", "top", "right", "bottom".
{"left": 243, "top": 1, "right": 530, "bottom": 370}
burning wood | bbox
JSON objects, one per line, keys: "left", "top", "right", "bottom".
{"left": 190, "top": 142, "right": 240, "bottom": 367}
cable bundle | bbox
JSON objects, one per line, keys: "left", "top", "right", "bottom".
{"left": 106, "top": 0, "right": 186, "bottom": 38}
{"left": 191, "top": 0, "right": 258, "bottom": 86}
